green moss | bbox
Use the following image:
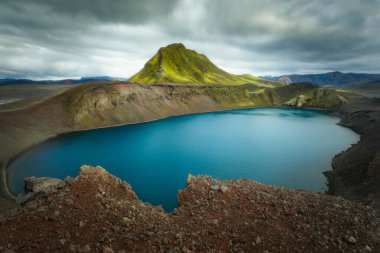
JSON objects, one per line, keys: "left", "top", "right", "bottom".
{"left": 129, "top": 43, "right": 281, "bottom": 87}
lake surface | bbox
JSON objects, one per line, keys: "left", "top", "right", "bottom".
{"left": 8, "top": 108, "right": 359, "bottom": 211}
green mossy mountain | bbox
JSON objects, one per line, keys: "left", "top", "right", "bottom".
{"left": 129, "top": 43, "right": 278, "bottom": 86}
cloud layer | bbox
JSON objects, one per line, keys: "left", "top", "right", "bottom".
{"left": 0, "top": 0, "right": 379, "bottom": 79}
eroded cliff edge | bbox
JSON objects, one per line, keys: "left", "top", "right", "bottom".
{"left": 325, "top": 104, "right": 380, "bottom": 214}
{"left": 0, "top": 165, "right": 378, "bottom": 252}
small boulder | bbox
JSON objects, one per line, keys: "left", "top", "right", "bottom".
{"left": 186, "top": 174, "right": 194, "bottom": 185}
{"left": 255, "top": 236, "right": 262, "bottom": 245}
{"left": 103, "top": 246, "right": 114, "bottom": 253}
{"left": 82, "top": 244, "right": 91, "bottom": 252}
{"left": 210, "top": 178, "right": 218, "bottom": 185}
{"left": 210, "top": 185, "right": 219, "bottom": 191}
{"left": 17, "top": 176, "right": 65, "bottom": 205}
{"left": 24, "top": 176, "right": 65, "bottom": 193}
{"left": 121, "top": 217, "right": 130, "bottom": 225}
{"left": 65, "top": 198, "right": 74, "bottom": 206}
{"left": 347, "top": 236, "right": 357, "bottom": 244}
{"left": 64, "top": 176, "right": 75, "bottom": 186}
{"left": 69, "top": 244, "right": 76, "bottom": 252}
{"left": 220, "top": 185, "right": 229, "bottom": 193}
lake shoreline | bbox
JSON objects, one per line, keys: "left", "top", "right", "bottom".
{"left": 0, "top": 83, "right": 376, "bottom": 213}
{"left": 2, "top": 105, "right": 330, "bottom": 192}
{"left": 323, "top": 103, "right": 380, "bottom": 215}
{"left": 7, "top": 107, "right": 350, "bottom": 210}
{"left": 0, "top": 105, "right": 351, "bottom": 211}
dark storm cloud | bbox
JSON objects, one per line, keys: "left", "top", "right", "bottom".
{"left": 167, "top": 0, "right": 380, "bottom": 61}
{"left": 0, "top": 0, "right": 179, "bottom": 78}
{"left": 0, "top": 0, "right": 177, "bottom": 50}
{"left": 0, "top": 0, "right": 379, "bottom": 78}
{"left": 1, "top": 0, "right": 177, "bottom": 26}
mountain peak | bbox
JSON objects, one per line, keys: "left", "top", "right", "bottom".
{"left": 129, "top": 44, "right": 278, "bottom": 86}
{"left": 329, "top": 71, "right": 342, "bottom": 75}
{"left": 160, "top": 43, "right": 186, "bottom": 50}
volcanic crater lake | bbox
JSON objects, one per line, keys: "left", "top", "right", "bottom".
{"left": 8, "top": 108, "right": 359, "bottom": 211}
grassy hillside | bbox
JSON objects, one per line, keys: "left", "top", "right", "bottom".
{"left": 129, "top": 43, "right": 278, "bottom": 87}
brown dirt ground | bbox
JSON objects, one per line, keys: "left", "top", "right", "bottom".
{"left": 0, "top": 166, "right": 378, "bottom": 253}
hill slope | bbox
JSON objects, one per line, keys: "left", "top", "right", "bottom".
{"left": 129, "top": 43, "right": 277, "bottom": 86}
{"left": 264, "top": 71, "right": 380, "bottom": 86}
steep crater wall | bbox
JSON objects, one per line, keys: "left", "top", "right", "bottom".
{"left": 0, "top": 82, "right": 349, "bottom": 210}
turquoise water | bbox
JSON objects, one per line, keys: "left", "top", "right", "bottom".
{"left": 8, "top": 108, "right": 359, "bottom": 211}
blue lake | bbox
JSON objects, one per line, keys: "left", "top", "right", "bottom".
{"left": 8, "top": 108, "right": 359, "bottom": 211}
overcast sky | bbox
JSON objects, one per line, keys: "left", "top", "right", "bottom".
{"left": 0, "top": 0, "right": 379, "bottom": 79}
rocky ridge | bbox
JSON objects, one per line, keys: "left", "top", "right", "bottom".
{"left": 0, "top": 165, "right": 378, "bottom": 252}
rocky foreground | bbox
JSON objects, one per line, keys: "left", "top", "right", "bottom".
{"left": 0, "top": 166, "right": 378, "bottom": 253}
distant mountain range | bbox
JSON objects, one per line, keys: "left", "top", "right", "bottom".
{"left": 0, "top": 76, "right": 128, "bottom": 86}
{"left": 3, "top": 54, "right": 379, "bottom": 88}
{"left": 129, "top": 43, "right": 277, "bottom": 86}
{"left": 261, "top": 71, "right": 380, "bottom": 87}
